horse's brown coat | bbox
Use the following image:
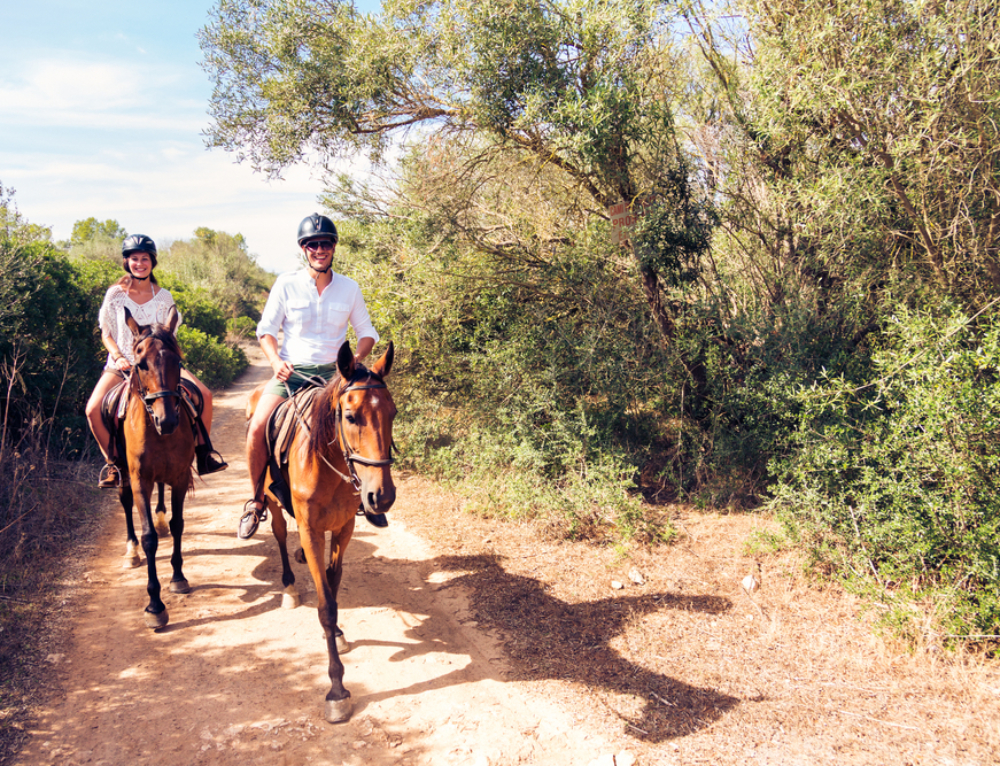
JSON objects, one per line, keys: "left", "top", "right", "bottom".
{"left": 119, "top": 306, "right": 196, "bottom": 628}
{"left": 249, "top": 340, "right": 396, "bottom": 721}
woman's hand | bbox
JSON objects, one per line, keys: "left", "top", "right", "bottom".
{"left": 114, "top": 354, "right": 131, "bottom": 372}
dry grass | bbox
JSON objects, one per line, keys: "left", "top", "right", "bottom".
{"left": 395, "top": 474, "right": 1000, "bottom": 765}
{"left": 0, "top": 455, "right": 105, "bottom": 766}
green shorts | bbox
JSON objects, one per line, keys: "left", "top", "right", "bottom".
{"left": 262, "top": 363, "right": 339, "bottom": 398}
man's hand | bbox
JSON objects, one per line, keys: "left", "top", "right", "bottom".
{"left": 259, "top": 334, "right": 292, "bottom": 381}
{"left": 272, "top": 358, "right": 295, "bottom": 382}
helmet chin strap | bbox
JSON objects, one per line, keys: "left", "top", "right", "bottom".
{"left": 130, "top": 273, "right": 151, "bottom": 281}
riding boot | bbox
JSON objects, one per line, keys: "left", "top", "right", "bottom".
{"left": 98, "top": 460, "right": 121, "bottom": 489}
{"left": 238, "top": 499, "right": 268, "bottom": 540}
{"left": 196, "top": 443, "right": 228, "bottom": 475}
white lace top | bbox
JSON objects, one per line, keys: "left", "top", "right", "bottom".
{"left": 98, "top": 285, "right": 181, "bottom": 365}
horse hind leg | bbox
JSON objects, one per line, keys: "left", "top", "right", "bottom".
{"left": 271, "top": 501, "right": 300, "bottom": 608}
{"left": 120, "top": 484, "right": 141, "bottom": 568}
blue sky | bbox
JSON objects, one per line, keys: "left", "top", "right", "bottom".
{"left": 1, "top": 0, "right": 380, "bottom": 273}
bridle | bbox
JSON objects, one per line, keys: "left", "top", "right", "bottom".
{"left": 283, "top": 371, "right": 395, "bottom": 492}
{"left": 129, "top": 331, "right": 184, "bottom": 427}
{"left": 333, "top": 378, "right": 395, "bottom": 491}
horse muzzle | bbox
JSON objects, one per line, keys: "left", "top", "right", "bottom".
{"left": 152, "top": 411, "right": 180, "bottom": 436}
{"left": 362, "top": 482, "right": 396, "bottom": 516}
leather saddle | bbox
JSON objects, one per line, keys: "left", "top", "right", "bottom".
{"left": 100, "top": 377, "right": 204, "bottom": 469}
{"left": 262, "top": 384, "right": 331, "bottom": 517}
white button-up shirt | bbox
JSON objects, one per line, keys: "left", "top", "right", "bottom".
{"left": 256, "top": 269, "right": 379, "bottom": 365}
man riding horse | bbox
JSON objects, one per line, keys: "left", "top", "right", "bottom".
{"left": 238, "top": 213, "right": 385, "bottom": 539}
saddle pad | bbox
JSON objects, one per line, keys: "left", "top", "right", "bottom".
{"left": 101, "top": 377, "right": 204, "bottom": 453}
{"left": 266, "top": 385, "right": 327, "bottom": 469}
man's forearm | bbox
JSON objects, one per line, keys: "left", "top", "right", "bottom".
{"left": 356, "top": 336, "right": 375, "bottom": 361}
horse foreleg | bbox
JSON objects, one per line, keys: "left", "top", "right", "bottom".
{"left": 328, "top": 517, "right": 355, "bottom": 655}
{"left": 153, "top": 482, "right": 170, "bottom": 537}
{"left": 300, "top": 528, "right": 351, "bottom": 723}
{"left": 271, "top": 502, "right": 299, "bottom": 608}
{"left": 120, "top": 484, "right": 141, "bottom": 568}
{"left": 133, "top": 475, "right": 167, "bottom": 629}
{"left": 167, "top": 482, "right": 190, "bottom": 594}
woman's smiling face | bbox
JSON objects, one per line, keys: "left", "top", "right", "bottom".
{"left": 126, "top": 252, "right": 153, "bottom": 278}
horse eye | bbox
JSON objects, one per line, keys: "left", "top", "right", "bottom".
{"left": 345, "top": 413, "right": 356, "bottom": 424}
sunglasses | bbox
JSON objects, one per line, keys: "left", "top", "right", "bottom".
{"left": 304, "top": 239, "right": 334, "bottom": 252}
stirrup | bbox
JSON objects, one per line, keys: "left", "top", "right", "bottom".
{"left": 237, "top": 499, "right": 268, "bottom": 540}
{"left": 98, "top": 462, "right": 122, "bottom": 490}
{"left": 197, "top": 448, "right": 229, "bottom": 476}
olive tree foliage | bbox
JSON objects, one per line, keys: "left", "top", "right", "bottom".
{"left": 70, "top": 217, "right": 127, "bottom": 247}
{"left": 199, "top": 0, "right": 715, "bottom": 341}
{"left": 686, "top": 0, "right": 1000, "bottom": 309}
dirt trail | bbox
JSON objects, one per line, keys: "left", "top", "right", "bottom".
{"left": 13, "top": 351, "right": 614, "bottom": 766}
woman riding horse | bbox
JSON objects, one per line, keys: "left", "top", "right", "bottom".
{"left": 84, "top": 234, "right": 226, "bottom": 487}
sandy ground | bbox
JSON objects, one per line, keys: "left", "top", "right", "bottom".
{"left": 12, "top": 349, "right": 617, "bottom": 766}
{"left": 10, "top": 347, "right": 1000, "bottom": 766}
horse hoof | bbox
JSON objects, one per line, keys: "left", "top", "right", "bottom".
{"left": 336, "top": 632, "right": 350, "bottom": 654}
{"left": 170, "top": 579, "right": 191, "bottom": 594}
{"left": 294, "top": 547, "right": 306, "bottom": 564}
{"left": 123, "top": 542, "right": 140, "bottom": 568}
{"left": 144, "top": 608, "right": 169, "bottom": 629}
{"left": 281, "top": 585, "right": 300, "bottom": 609}
{"left": 154, "top": 512, "right": 170, "bottom": 537}
{"left": 324, "top": 695, "right": 352, "bottom": 723}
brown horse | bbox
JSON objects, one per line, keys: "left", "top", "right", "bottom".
{"left": 247, "top": 340, "right": 396, "bottom": 723}
{"left": 119, "top": 305, "right": 196, "bottom": 629}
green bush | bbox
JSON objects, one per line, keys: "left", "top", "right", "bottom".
{"left": 157, "top": 276, "right": 227, "bottom": 339}
{"left": 176, "top": 325, "right": 248, "bottom": 388}
{"left": 769, "top": 305, "right": 1000, "bottom": 645}
{"left": 226, "top": 315, "right": 257, "bottom": 342}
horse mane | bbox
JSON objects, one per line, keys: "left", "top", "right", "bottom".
{"left": 307, "top": 364, "right": 381, "bottom": 457}
{"left": 138, "top": 323, "right": 184, "bottom": 359}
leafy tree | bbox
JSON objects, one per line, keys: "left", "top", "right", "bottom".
{"left": 200, "top": 0, "right": 714, "bottom": 342}
{"left": 687, "top": 0, "right": 1000, "bottom": 308}
{"left": 160, "top": 227, "right": 274, "bottom": 320}
{"left": 1, "top": 188, "right": 107, "bottom": 456}
{"left": 70, "top": 217, "right": 127, "bottom": 247}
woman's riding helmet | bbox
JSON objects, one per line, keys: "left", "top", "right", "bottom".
{"left": 297, "top": 213, "right": 338, "bottom": 245}
{"left": 121, "top": 234, "right": 158, "bottom": 270}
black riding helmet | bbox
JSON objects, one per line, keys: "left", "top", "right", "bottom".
{"left": 121, "top": 234, "right": 158, "bottom": 277}
{"left": 297, "top": 213, "right": 338, "bottom": 245}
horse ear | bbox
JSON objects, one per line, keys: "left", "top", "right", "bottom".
{"left": 337, "top": 340, "right": 355, "bottom": 380}
{"left": 165, "top": 305, "right": 180, "bottom": 334}
{"left": 124, "top": 306, "right": 142, "bottom": 338}
{"left": 370, "top": 341, "right": 394, "bottom": 378}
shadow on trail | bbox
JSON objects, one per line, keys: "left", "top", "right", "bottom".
{"left": 276, "top": 544, "right": 739, "bottom": 743}
{"left": 437, "top": 553, "right": 739, "bottom": 741}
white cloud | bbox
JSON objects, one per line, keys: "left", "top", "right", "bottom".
{"left": 2, "top": 46, "right": 384, "bottom": 275}
{"left": 0, "top": 56, "right": 201, "bottom": 131}
{"left": 2, "top": 143, "right": 372, "bottom": 274}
